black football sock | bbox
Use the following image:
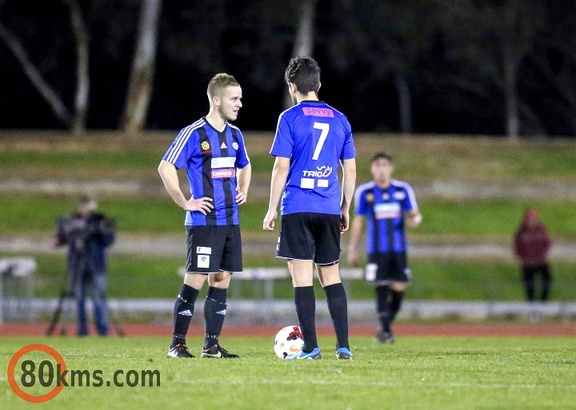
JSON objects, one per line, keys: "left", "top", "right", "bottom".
{"left": 541, "top": 285, "right": 550, "bottom": 302}
{"left": 204, "top": 286, "right": 227, "bottom": 349}
{"left": 171, "top": 284, "right": 199, "bottom": 347}
{"left": 324, "top": 283, "right": 349, "bottom": 350}
{"left": 390, "top": 290, "right": 405, "bottom": 322}
{"left": 541, "top": 272, "right": 551, "bottom": 301}
{"left": 294, "top": 286, "right": 317, "bottom": 353}
{"left": 524, "top": 282, "right": 535, "bottom": 302}
{"left": 376, "top": 285, "right": 392, "bottom": 332}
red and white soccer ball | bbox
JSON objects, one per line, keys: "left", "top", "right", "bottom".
{"left": 274, "top": 325, "right": 304, "bottom": 359}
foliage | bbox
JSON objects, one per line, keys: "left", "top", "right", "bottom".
{"left": 2, "top": 1, "right": 576, "bottom": 135}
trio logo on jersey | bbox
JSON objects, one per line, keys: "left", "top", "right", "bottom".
{"left": 220, "top": 142, "right": 227, "bottom": 149}
{"left": 302, "top": 166, "right": 333, "bottom": 178}
{"left": 201, "top": 141, "right": 210, "bottom": 151}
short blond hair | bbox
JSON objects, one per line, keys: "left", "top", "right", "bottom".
{"left": 207, "top": 73, "right": 240, "bottom": 98}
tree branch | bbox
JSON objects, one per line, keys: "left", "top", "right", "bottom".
{"left": 62, "top": 0, "right": 90, "bottom": 135}
{"left": 0, "top": 20, "right": 70, "bottom": 124}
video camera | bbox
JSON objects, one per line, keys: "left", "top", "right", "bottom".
{"left": 57, "top": 213, "right": 116, "bottom": 251}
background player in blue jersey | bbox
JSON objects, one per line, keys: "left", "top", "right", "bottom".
{"left": 158, "top": 73, "right": 251, "bottom": 358}
{"left": 348, "top": 153, "right": 422, "bottom": 343}
{"left": 263, "top": 57, "right": 357, "bottom": 360}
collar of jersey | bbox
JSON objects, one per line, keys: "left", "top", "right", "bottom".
{"left": 203, "top": 116, "right": 228, "bottom": 134}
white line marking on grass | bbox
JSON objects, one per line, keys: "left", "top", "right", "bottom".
{"left": 176, "top": 378, "right": 576, "bottom": 390}
{"left": 2, "top": 374, "right": 574, "bottom": 391}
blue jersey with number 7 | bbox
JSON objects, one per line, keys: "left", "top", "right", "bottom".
{"left": 270, "top": 101, "right": 356, "bottom": 216}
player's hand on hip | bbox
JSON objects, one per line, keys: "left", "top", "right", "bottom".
{"left": 263, "top": 210, "right": 277, "bottom": 231}
{"left": 183, "top": 197, "right": 213, "bottom": 215}
{"left": 235, "top": 187, "right": 248, "bottom": 205}
{"left": 340, "top": 212, "right": 350, "bottom": 233}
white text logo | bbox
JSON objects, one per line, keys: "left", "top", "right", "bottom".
{"left": 302, "top": 166, "right": 333, "bottom": 178}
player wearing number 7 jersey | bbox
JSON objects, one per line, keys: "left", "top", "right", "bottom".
{"left": 263, "top": 56, "right": 357, "bottom": 360}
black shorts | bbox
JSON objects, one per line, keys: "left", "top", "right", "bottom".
{"left": 185, "top": 225, "right": 242, "bottom": 274}
{"left": 366, "top": 252, "right": 410, "bottom": 284}
{"left": 277, "top": 212, "right": 341, "bottom": 265}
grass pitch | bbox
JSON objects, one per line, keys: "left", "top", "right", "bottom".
{"left": 1, "top": 336, "right": 575, "bottom": 409}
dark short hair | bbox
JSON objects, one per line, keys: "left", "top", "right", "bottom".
{"left": 78, "top": 195, "right": 94, "bottom": 205}
{"left": 207, "top": 73, "right": 240, "bottom": 98}
{"left": 284, "top": 57, "right": 321, "bottom": 94}
{"left": 371, "top": 152, "right": 393, "bottom": 164}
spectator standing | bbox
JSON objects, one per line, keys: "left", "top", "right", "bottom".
{"left": 514, "top": 208, "right": 553, "bottom": 302}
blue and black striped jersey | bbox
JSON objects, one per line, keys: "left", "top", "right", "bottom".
{"left": 354, "top": 180, "right": 418, "bottom": 254}
{"left": 163, "top": 117, "right": 250, "bottom": 226}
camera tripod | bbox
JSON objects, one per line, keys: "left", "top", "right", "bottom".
{"left": 46, "top": 252, "right": 124, "bottom": 337}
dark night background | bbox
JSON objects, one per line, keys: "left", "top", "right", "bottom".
{"left": 1, "top": 0, "right": 576, "bottom": 136}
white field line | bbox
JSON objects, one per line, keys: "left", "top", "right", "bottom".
{"left": 2, "top": 376, "right": 575, "bottom": 391}
{"left": 172, "top": 377, "right": 576, "bottom": 390}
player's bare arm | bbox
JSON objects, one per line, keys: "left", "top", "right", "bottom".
{"left": 340, "top": 158, "right": 357, "bottom": 233}
{"left": 158, "top": 160, "right": 213, "bottom": 215}
{"left": 263, "top": 156, "right": 290, "bottom": 231}
{"left": 406, "top": 209, "right": 422, "bottom": 229}
{"left": 235, "top": 163, "right": 252, "bottom": 205}
{"left": 347, "top": 215, "right": 365, "bottom": 267}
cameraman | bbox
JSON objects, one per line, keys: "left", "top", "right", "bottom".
{"left": 52, "top": 196, "right": 116, "bottom": 336}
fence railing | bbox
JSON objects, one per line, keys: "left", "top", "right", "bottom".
{"left": 178, "top": 267, "right": 364, "bottom": 300}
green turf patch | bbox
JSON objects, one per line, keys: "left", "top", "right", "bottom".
{"left": 1, "top": 133, "right": 576, "bottom": 302}
{"left": 1, "top": 336, "right": 575, "bottom": 408}
{"left": 1, "top": 195, "right": 575, "bottom": 241}
{"left": 2, "top": 133, "right": 576, "bottom": 182}
{"left": 4, "top": 253, "right": 576, "bottom": 301}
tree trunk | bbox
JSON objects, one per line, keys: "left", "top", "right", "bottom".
{"left": 64, "top": 0, "right": 90, "bottom": 136}
{"left": 394, "top": 72, "right": 412, "bottom": 134}
{"left": 503, "top": 50, "right": 520, "bottom": 140}
{"left": 519, "top": 100, "right": 547, "bottom": 138}
{"left": 0, "top": 21, "right": 71, "bottom": 125}
{"left": 121, "top": 0, "right": 162, "bottom": 136}
{"left": 530, "top": 53, "right": 576, "bottom": 135}
{"left": 284, "top": 0, "right": 318, "bottom": 109}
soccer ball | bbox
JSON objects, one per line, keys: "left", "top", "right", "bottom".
{"left": 273, "top": 325, "right": 304, "bottom": 359}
